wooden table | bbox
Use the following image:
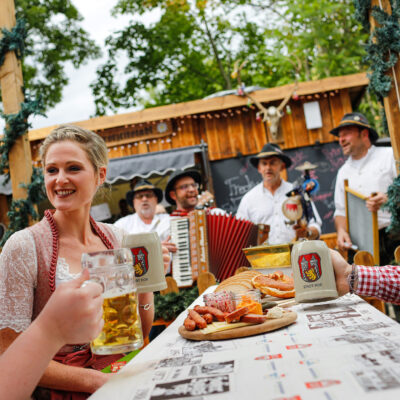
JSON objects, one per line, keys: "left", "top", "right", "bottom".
{"left": 90, "top": 288, "right": 400, "bottom": 400}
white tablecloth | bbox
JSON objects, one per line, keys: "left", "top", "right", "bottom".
{"left": 90, "top": 288, "right": 400, "bottom": 400}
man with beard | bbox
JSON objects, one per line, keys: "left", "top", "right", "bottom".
{"left": 331, "top": 112, "right": 398, "bottom": 265}
{"left": 115, "top": 180, "right": 176, "bottom": 252}
{"left": 236, "top": 143, "right": 321, "bottom": 245}
{"left": 165, "top": 170, "right": 203, "bottom": 216}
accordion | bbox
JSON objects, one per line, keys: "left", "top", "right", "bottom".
{"left": 170, "top": 210, "right": 258, "bottom": 287}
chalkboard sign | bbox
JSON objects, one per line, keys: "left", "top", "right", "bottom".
{"left": 210, "top": 155, "right": 262, "bottom": 214}
{"left": 210, "top": 141, "right": 346, "bottom": 234}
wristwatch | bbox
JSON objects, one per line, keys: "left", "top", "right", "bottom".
{"left": 348, "top": 264, "right": 358, "bottom": 294}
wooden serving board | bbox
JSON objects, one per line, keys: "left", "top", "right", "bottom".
{"left": 178, "top": 310, "right": 297, "bottom": 341}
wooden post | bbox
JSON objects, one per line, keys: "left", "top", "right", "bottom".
{"left": 370, "top": 0, "right": 400, "bottom": 173}
{"left": 0, "top": 0, "right": 33, "bottom": 200}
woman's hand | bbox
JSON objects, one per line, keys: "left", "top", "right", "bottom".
{"left": 36, "top": 269, "right": 104, "bottom": 346}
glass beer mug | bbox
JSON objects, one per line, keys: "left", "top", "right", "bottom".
{"left": 81, "top": 248, "right": 144, "bottom": 355}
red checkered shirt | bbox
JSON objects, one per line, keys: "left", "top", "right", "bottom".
{"left": 356, "top": 265, "right": 400, "bottom": 304}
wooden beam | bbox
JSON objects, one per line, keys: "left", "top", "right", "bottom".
{"left": 0, "top": 0, "right": 33, "bottom": 199}
{"left": 28, "top": 72, "right": 369, "bottom": 141}
{"left": 370, "top": 0, "right": 400, "bottom": 173}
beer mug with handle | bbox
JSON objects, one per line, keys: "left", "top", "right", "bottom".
{"left": 81, "top": 248, "right": 144, "bottom": 355}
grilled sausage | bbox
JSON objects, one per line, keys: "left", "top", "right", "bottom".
{"left": 183, "top": 317, "right": 196, "bottom": 331}
{"left": 188, "top": 309, "right": 207, "bottom": 329}
{"left": 194, "top": 305, "right": 226, "bottom": 322}
{"left": 193, "top": 305, "right": 209, "bottom": 314}
{"left": 203, "top": 313, "right": 213, "bottom": 324}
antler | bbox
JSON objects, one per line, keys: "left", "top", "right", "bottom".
{"left": 231, "top": 60, "right": 248, "bottom": 87}
{"left": 231, "top": 59, "right": 299, "bottom": 139}
{"left": 277, "top": 81, "right": 299, "bottom": 113}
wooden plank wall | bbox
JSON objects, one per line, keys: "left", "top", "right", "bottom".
{"left": 29, "top": 89, "right": 352, "bottom": 163}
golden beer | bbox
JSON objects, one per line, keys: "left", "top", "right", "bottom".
{"left": 91, "top": 290, "right": 143, "bottom": 355}
{"left": 81, "top": 248, "right": 144, "bottom": 355}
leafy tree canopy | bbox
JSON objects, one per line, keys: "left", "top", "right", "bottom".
{"left": 91, "top": 0, "right": 368, "bottom": 116}
{"left": 6, "top": 0, "right": 101, "bottom": 111}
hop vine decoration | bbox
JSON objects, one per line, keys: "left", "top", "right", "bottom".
{"left": 1, "top": 166, "right": 46, "bottom": 245}
{"left": 0, "top": 18, "right": 26, "bottom": 67}
{"left": 0, "top": 96, "right": 46, "bottom": 177}
{"left": 0, "top": 18, "right": 47, "bottom": 245}
{"left": 383, "top": 175, "right": 400, "bottom": 234}
{"left": 354, "top": 1, "right": 400, "bottom": 234}
{"left": 354, "top": 0, "right": 400, "bottom": 100}
{"left": 354, "top": 0, "right": 372, "bottom": 32}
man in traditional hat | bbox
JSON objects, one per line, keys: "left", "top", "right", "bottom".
{"left": 165, "top": 169, "right": 224, "bottom": 216}
{"left": 115, "top": 179, "right": 176, "bottom": 252}
{"left": 236, "top": 143, "right": 321, "bottom": 244}
{"left": 331, "top": 112, "right": 398, "bottom": 264}
{"left": 165, "top": 169, "right": 203, "bottom": 216}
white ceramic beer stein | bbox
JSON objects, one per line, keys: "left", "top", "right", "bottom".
{"left": 291, "top": 240, "right": 338, "bottom": 303}
{"left": 122, "top": 232, "right": 167, "bottom": 293}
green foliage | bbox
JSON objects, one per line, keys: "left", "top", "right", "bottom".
{"left": 0, "top": 21, "right": 46, "bottom": 244}
{"left": 1, "top": 166, "right": 46, "bottom": 246}
{"left": 383, "top": 175, "right": 400, "bottom": 235}
{"left": 354, "top": 0, "right": 400, "bottom": 101}
{"left": 154, "top": 286, "right": 199, "bottom": 321}
{"left": 0, "top": 18, "right": 26, "bottom": 66}
{"left": 0, "top": 93, "right": 46, "bottom": 245}
{"left": 7, "top": 0, "right": 101, "bottom": 111}
{"left": 0, "top": 94, "right": 45, "bottom": 174}
{"left": 92, "top": 0, "right": 368, "bottom": 115}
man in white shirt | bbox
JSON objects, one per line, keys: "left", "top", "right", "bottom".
{"left": 236, "top": 143, "right": 321, "bottom": 245}
{"left": 331, "top": 112, "right": 398, "bottom": 264}
{"left": 115, "top": 180, "right": 176, "bottom": 252}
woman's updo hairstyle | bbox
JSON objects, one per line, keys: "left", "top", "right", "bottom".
{"left": 39, "top": 125, "right": 108, "bottom": 173}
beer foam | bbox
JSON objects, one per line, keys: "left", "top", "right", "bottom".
{"left": 103, "top": 287, "right": 136, "bottom": 299}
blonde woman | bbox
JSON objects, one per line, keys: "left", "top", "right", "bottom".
{"left": 0, "top": 125, "right": 169, "bottom": 398}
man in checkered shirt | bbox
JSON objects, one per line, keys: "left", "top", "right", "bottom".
{"left": 331, "top": 250, "right": 400, "bottom": 303}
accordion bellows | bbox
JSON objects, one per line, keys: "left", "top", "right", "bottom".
{"left": 171, "top": 211, "right": 258, "bottom": 287}
{"left": 206, "top": 213, "right": 258, "bottom": 281}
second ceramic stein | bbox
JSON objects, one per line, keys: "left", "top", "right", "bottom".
{"left": 291, "top": 240, "right": 338, "bottom": 303}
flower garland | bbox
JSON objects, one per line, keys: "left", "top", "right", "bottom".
{"left": 0, "top": 19, "right": 47, "bottom": 245}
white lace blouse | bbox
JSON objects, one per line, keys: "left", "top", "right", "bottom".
{"left": 0, "top": 224, "right": 125, "bottom": 333}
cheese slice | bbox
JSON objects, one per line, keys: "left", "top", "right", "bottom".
{"left": 265, "top": 306, "right": 284, "bottom": 319}
{"left": 201, "top": 321, "right": 254, "bottom": 334}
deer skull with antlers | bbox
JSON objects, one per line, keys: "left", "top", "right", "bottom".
{"left": 232, "top": 60, "right": 298, "bottom": 140}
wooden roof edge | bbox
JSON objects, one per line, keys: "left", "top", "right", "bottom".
{"left": 28, "top": 72, "right": 368, "bottom": 141}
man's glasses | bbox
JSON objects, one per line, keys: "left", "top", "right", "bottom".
{"left": 134, "top": 191, "right": 156, "bottom": 200}
{"left": 175, "top": 183, "right": 199, "bottom": 191}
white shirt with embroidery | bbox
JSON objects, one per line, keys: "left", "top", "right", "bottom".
{"left": 334, "top": 146, "right": 396, "bottom": 229}
{"left": 0, "top": 224, "right": 125, "bottom": 333}
{"left": 114, "top": 212, "right": 171, "bottom": 242}
{"left": 236, "top": 180, "right": 322, "bottom": 245}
